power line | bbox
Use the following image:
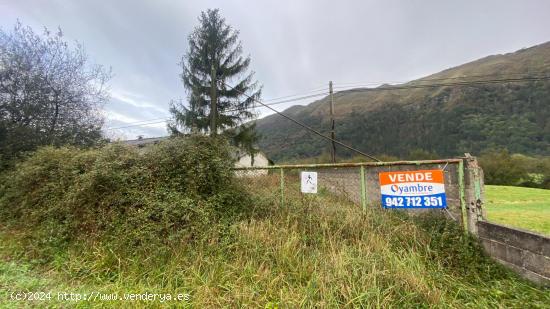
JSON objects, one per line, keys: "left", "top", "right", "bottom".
{"left": 410, "top": 71, "right": 550, "bottom": 83}
{"left": 333, "top": 73, "right": 550, "bottom": 90}
{"left": 333, "top": 81, "right": 404, "bottom": 88}
{"left": 250, "top": 92, "right": 328, "bottom": 107}
{"left": 105, "top": 92, "right": 328, "bottom": 130}
{"left": 221, "top": 75, "right": 549, "bottom": 161}
{"left": 106, "top": 74, "right": 550, "bottom": 130}
{"left": 262, "top": 87, "right": 327, "bottom": 102}
{"left": 333, "top": 76, "right": 550, "bottom": 94}
{"left": 333, "top": 70, "right": 550, "bottom": 89}
{"left": 105, "top": 120, "right": 169, "bottom": 130}
{"left": 221, "top": 80, "right": 381, "bottom": 162}
{"left": 106, "top": 116, "right": 171, "bottom": 125}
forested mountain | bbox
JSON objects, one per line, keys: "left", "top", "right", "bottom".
{"left": 255, "top": 42, "right": 550, "bottom": 162}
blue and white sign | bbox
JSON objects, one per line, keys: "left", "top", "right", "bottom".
{"left": 379, "top": 170, "right": 447, "bottom": 208}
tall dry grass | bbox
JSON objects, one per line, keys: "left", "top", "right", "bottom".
{"left": 1, "top": 171, "right": 548, "bottom": 307}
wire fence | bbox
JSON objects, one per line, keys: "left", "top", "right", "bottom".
{"left": 234, "top": 158, "right": 485, "bottom": 234}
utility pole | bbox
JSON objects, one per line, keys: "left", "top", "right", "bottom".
{"left": 329, "top": 81, "right": 336, "bottom": 163}
{"left": 210, "top": 64, "right": 217, "bottom": 135}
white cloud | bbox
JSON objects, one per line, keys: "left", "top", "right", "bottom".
{"left": 105, "top": 110, "right": 140, "bottom": 124}
{"left": 110, "top": 89, "right": 169, "bottom": 115}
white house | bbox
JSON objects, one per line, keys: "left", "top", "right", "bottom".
{"left": 233, "top": 150, "right": 270, "bottom": 176}
{"left": 121, "top": 136, "right": 270, "bottom": 172}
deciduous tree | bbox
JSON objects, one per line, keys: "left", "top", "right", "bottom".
{"left": 0, "top": 21, "right": 111, "bottom": 167}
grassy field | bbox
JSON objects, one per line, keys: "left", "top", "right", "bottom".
{"left": 1, "top": 176, "right": 548, "bottom": 308}
{"left": 485, "top": 185, "right": 550, "bottom": 236}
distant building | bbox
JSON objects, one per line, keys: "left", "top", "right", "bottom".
{"left": 122, "top": 136, "right": 166, "bottom": 148}
{"left": 234, "top": 150, "right": 270, "bottom": 168}
{"left": 120, "top": 136, "right": 271, "bottom": 172}
{"left": 233, "top": 150, "right": 271, "bottom": 176}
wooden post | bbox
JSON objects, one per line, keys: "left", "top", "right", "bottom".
{"left": 458, "top": 160, "right": 468, "bottom": 234}
{"left": 280, "top": 168, "right": 284, "bottom": 207}
{"left": 329, "top": 81, "right": 336, "bottom": 163}
{"left": 360, "top": 166, "right": 367, "bottom": 212}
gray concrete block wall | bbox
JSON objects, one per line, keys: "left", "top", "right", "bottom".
{"left": 477, "top": 221, "right": 550, "bottom": 286}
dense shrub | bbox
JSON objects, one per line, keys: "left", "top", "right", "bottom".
{"left": 479, "top": 149, "right": 550, "bottom": 188}
{"left": 0, "top": 135, "right": 252, "bottom": 250}
{"left": 0, "top": 163, "right": 547, "bottom": 307}
{"left": 412, "top": 213, "right": 510, "bottom": 280}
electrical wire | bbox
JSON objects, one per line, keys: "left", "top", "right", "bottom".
{"left": 106, "top": 74, "right": 550, "bottom": 130}
{"left": 105, "top": 92, "right": 328, "bottom": 130}
{"left": 333, "top": 76, "right": 550, "bottom": 94}
{"left": 333, "top": 70, "right": 550, "bottom": 88}
{"left": 247, "top": 92, "right": 328, "bottom": 108}
{"left": 105, "top": 120, "right": 170, "bottom": 130}
{"left": 221, "top": 80, "right": 381, "bottom": 162}
{"left": 262, "top": 87, "right": 327, "bottom": 102}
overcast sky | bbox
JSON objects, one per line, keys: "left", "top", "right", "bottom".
{"left": 1, "top": 0, "right": 549, "bottom": 140}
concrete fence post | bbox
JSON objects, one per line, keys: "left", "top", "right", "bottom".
{"left": 280, "top": 168, "right": 284, "bottom": 207}
{"left": 458, "top": 160, "right": 468, "bottom": 234}
{"left": 360, "top": 166, "right": 367, "bottom": 212}
{"left": 463, "top": 154, "right": 486, "bottom": 235}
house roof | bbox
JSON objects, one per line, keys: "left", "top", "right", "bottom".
{"left": 121, "top": 136, "right": 168, "bottom": 146}
{"left": 120, "top": 136, "right": 269, "bottom": 161}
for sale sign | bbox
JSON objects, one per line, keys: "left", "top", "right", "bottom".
{"left": 379, "top": 170, "right": 447, "bottom": 208}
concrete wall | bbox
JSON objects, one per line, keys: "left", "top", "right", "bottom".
{"left": 477, "top": 221, "right": 550, "bottom": 286}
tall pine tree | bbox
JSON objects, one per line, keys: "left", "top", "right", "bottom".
{"left": 169, "top": 9, "right": 261, "bottom": 155}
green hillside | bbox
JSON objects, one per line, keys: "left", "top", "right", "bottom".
{"left": 256, "top": 42, "right": 550, "bottom": 162}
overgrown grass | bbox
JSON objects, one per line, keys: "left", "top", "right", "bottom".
{"left": 1, "top": 172, "right": 548, "bottom": 307}
{"left": 485, "top": 185, "right": 550, "bottom": 235}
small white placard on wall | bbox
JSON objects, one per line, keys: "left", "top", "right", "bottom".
{"left": 301, "top": 171, "right": 318, "bottom": 193}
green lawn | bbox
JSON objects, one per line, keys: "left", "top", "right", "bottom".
{"left": 484, "top": 185, "right": 550, "bottom": 236}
